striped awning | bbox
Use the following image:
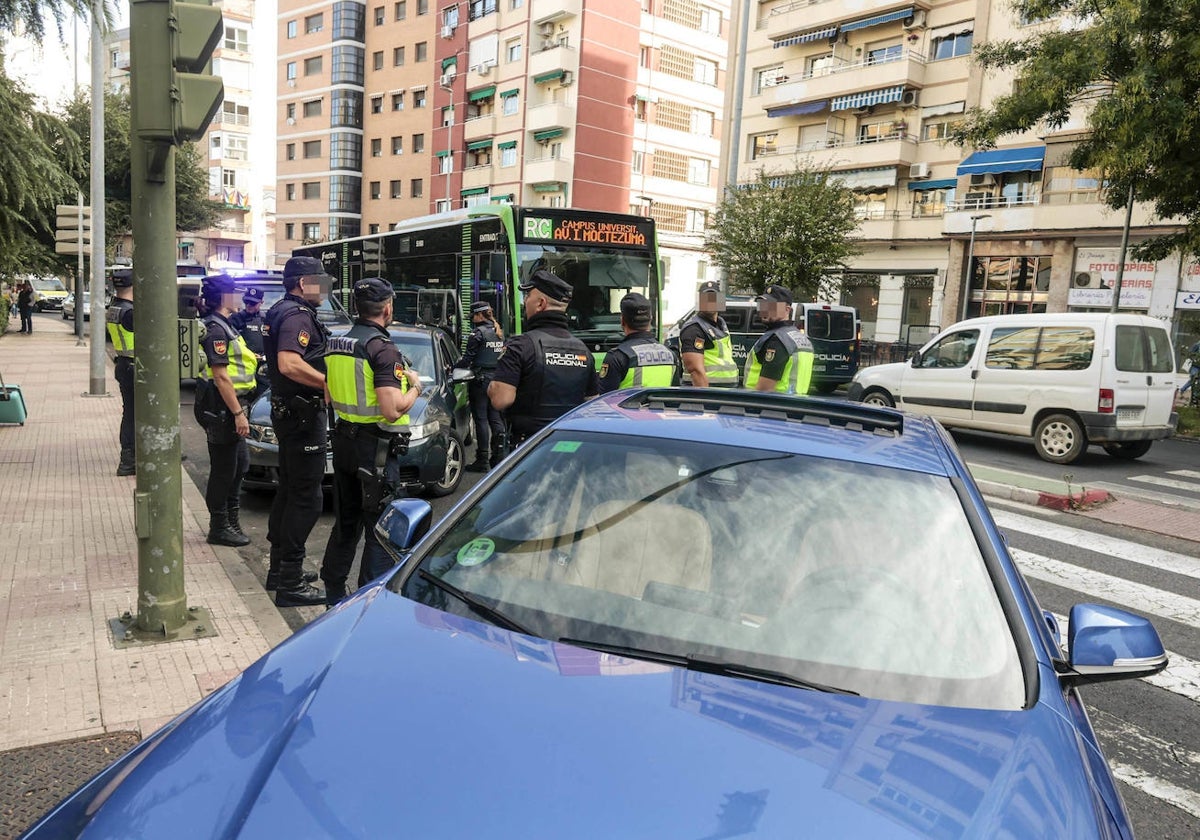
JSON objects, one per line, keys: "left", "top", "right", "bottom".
{"left": 532, "top": 181, "right": 564, "bottom": 193}
{"left": 500, "top": 88, "right": 519, "bottom": 98}
{"left": 532, "top": 69, "right": 564, "bottom": 84}
{"left": 830, "top": 85, "right": 905, "bottom": 111}
{"left": 468, "top": 85, "right": 496, "bottom": 102}
{"left": 832, "top": 167, "right": 898, "bottom": 190}
{"left": 441, "top": 57, "right": 457, "bottom": 70}
{"left": 921, "top": 100, "right": 965, "bottom": 118}
{"left": 957, "top": 146, "right": 1046, "bottom": 175}
{"left": 533, "top": 128, "right": 565, "bottom": 141}
{"left": 497, "top": 140, "right": 518, "bottom": 149}
{"left": 460, "top": 187, "right": 489, "bottom": 197}
{"left": 767, "top": 100, "right": 828, "bottom": 118}
{"left": 466, "top": 138, "right": 493, "bottom": 150}
{"left": 907, "top": 178, "right": 957, "bottom": 191}
{"left": 490, "top": 194, "right": 514, "bottom": 203}
{"left": 773, "top": 25, "right": 837, "bottom": 48}
{"left": 841, "top": 7, "right": 914, "bottom": 32}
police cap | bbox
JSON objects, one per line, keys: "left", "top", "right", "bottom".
{"left": 758, "top": 284, "right": 794, "bottom": 306}
{"left": 201, "top": 273, "right": 239, "bottom": 301}
{"left": 519, "top": 268, "right": 573, "bottom": 303}
{"left": 242, "top": 287, "right": 264, "bottom": 305}
{"left": 353, "top": 276, "right": 394, "bottom": 303}
{"left": 619, "top": 292, "right": 652, "bottom": 328}
{"left": 697, "top": 280, "right": 722, "bottom": 296}
{"left": 111, "top": 268, "right": 133, "bottom": 288}
{"left": 470, "top": 301, "right": 493, "bottom": 315}
{"left": 282, "top": 256, "right": 326, "bottom": 290}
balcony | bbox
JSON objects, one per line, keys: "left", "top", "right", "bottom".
{"left": 758, "top": 131, "right": 919, "bottom": 170}
{"left": 525, "top": 153, "right": 572, "bottom": 186}
{"left": 853, "top": 211, "right": 898, "bottom": 242}
{"left": 461, "top": 163, "right": 494, "bottom": 191}
{"left": 532, "top": 0, "right": 579, "bottom": 23}
{"left": 944, "top": 194, "right": 1162, "bottom": 236}
{"left": 463, "top": 112, "right": 498, "bottom": 140}
{"left": 529, "top": 40, "right": 577, "bottom": 83}
{"left": 766, "top": 50, "right": 926, "bottom": 109}
{"left": 526, "top": 101, "right": 573, "bottom": 133}
{"left": 762, "top": 0, "right": 926, "bottom": 41}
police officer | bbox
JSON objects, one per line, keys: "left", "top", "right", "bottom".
{"left": 457, "top": 301, "right": 506, "bottom": 471}
{"left": 321, "top": 277, "right": 422, "bottom": 606}
{"left": 678, "top": 280, "right": 738, "bottom": 388}
{"left": 198, "top": 274, "right": 258, "bottom": 547}
{"left": 262, "top": 256, "right": 330, "bottom": 607}
{"left": 488, "top": 269, "right": 598, "bottom": 445}
{"left": 743, "top": 284, "right": 815, "bottom": 395}
{"left": 106, "top": 269, "right": 136, "bottom": 476}
{"left": 597, "top": 292, "right": 678, "bottom": 393}
{"left": 231, "top": 286, "right": 268, "bottom": 395}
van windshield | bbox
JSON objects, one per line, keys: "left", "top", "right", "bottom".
{"left": 32, "top": 277, "right": 66, "bottom": 292}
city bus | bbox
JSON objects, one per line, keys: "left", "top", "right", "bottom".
{"left": 291, "top": 205, "right": 661, "bottom": 357}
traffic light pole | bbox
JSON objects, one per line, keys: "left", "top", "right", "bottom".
{"left": 88, "top": 0, "right": 108, "bottom": 392}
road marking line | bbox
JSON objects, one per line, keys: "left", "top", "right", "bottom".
{"left": 1109, "top": 763, "right": 1200, "bottom": 820}
{"left": 1168, "top": 470, "right": 1200, "bottom": 480}
{"left": 1128, "top": 475, "right": 1200, "bottom": 493}
{"left": 994, "top": 509, "right": 1200, "bottom": 581}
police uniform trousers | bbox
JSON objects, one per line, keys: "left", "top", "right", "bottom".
{"left": 114, "top": 356, "right": 135, "bottom": 450}
{"left": 468, "top": 375, "right": 505, "bottom": 460}
{"left": 266, "top": 399, "right": 328, "bottom": 574}
{"left": 204, "top": 402, "right": 250, "bottom": 515}
{"left": 322, "top": 422, "right": 404, "bottom": 599}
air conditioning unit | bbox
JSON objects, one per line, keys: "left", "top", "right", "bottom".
{"left": 441, "top": 24, "right": 455, "bottom": 38}
{"left": 541, "top": 39, "right": 557, "bottom": 51}
{"left": 853, "top": 105, "right": 874, "bottom": 115}
{"left": 902, "top": 10, "right": 927, "bottom": 30}
{"left": 440, "top": 72, "right": 456, "bottom": 87}
{"left": 287, "top": 79, "right": 296, "bottom": 88}
{"left": 560, "top": 70, "right": 574, "bottom": 86}
{"left": 908, "top": 162, "right": 930, "bottom": 180}
{"left": 900, "top": 89, "right": 920, "bottom": 107}
{"left": 539, "top": 21, "right": 555, "bottom": 36}
{"left": 969, "top": 173, "right": 996, "bottom": 187}
{"left": 1074, "top": 271, "right": 1100, "bottom": 288}
{"left": 286, "top": 117, "right": 296, "bottom": 125}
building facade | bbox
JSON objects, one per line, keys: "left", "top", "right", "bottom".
{"left": 729, "top": 0, "right": 1198, "bottom": 350}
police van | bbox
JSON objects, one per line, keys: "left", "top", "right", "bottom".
{"left": 666, "top": 296, "right": 860, "bottom": 393}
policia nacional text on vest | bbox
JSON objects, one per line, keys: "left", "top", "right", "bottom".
{"left": 508, "top": 331, "right": 593, "bottom": 441}
{"left": 743, "top": 325, "right": 815, "bottom": 394}
{"left": 681, "top": 314, "right": 738, "bottom": 387}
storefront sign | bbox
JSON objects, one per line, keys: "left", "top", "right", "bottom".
{"left": 1177, "top": 290, "right": 1200, "bottom": 310}
{"left": 1069, "top": 248, "right": 1156, "bottom": 309}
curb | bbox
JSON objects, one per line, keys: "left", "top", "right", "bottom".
{"left": 976, "top": 479, "right": 1113, "bottom": 511}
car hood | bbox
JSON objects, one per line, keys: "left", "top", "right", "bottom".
{"left": 856, "top": 361, "right": 907, "bottom": 385}
{"left": 34, "top": 591, "right": 1112, "bottom": 840}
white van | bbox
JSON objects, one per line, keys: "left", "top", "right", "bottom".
{"left": 847, "top": 312, "right": 1178, "bottom": 463}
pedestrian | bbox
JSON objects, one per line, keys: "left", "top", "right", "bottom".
{"left": 231, "top": 286, "right": 269, "bottom": 395}
{"left": 262, "top": 256, "right": 330, "bottom": 607}
{"left": 597, "top": 292, "right": 678, "bottom": 394}
{"left": 743, "top": 284, "right": 815, "bottom": 395}
{"left": 321, "top": 277, "right": 421, "bottom": 606}
{"left": 17, "top": 281, "right": 34, "bottom": 334}
{"left": 457, "top": 301, "right": 507, "bottom": 471}
{"left": 678, "top": 280, "right": 738, "bottom": 388}
{"left": 488, "top": 268, "right": 598, "bottom": 447}
{"left": 197, "top": 274, "right": 258, "bottom": 547}
{"left": 105, "top": 269, "right": 136, "bottom": 476}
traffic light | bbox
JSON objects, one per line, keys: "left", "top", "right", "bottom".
{"left": 54, "top": 204, "right": 92, "bottom": 256}
{"left": 130, "top": 0, "right": 225, "bottom": 146}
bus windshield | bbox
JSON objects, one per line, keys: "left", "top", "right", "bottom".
{"left": 515, "top": 244, "right": 655, "bottom": 345}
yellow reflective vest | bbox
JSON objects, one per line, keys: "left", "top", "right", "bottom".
{"left": 743, "top": 324, "right": 815, "bottom": 395}
{"left": 106, "top": 300, "right": 134, "bottom": 358}
{"left": 326, "top": 323, "right": 411, "bottom": 432}
{"left": 680, "top": 315, "right": 738, "bottom": 386}
{"left": 200, "top": 314, "right": 259, "bottom": 395}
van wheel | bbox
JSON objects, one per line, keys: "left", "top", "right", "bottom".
{"left": 1103, "top": 440, "right": 1153, "bottom": 460}
{"left": 861, "top": 389, "right": 895, "bottom": 408}
{"left": 1034, "top": 414, "right": 1086, "bottom": 464}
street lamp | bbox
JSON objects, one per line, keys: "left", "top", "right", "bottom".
{"left": 961, "top": 213, "right": 991, "bottom": 322}
{"left": 636, "top": 194, "right": 655, "bottom": 216}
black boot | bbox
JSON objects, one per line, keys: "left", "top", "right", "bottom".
{"left": 275, "top": 560, "right": 325, "bottom": 607}
{"left": 466, "top": 457, "right": 490, "bottom": 473}
{"left": 116, "top": 447, "right": 135, "bottom": 476}
{"left": 207, "top": 512, "right": 250, "bottom": 547}
{"left": 265, "top": 566, "right": 318, "bottom": 590}
{"left": 227, "top": 504, "right": 249, "bottom": 540}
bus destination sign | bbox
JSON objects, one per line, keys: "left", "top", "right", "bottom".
{"left": 522, "top": 215, "right": 651, "bottom": 248}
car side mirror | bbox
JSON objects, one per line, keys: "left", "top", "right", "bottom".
{"left": 1061, "top": 603, "right": 1167, "bottom": 686}
{"left": 375, "top": 498, "right": 433, "bottom": 559}
{"left": 450, "top": 367, "right": 474, "bottom": 383}
{"left": 910, "top": 351, "right": 923, "bottom": 367}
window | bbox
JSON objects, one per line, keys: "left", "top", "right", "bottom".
{"left": 286, "top": 62, "right": 297, "bottom": 80}
{"left": 413, "top": 88, "right": 426, "bottom": 108}
{"left": 858, "top": 119, "right": 900, "bottom": 144}
{"left": 1000, "top": 171, "right": 1041, "bottom": 206}
{"left": 223, "top": 101, "right": 250, "bottom": 125}
{"left": 413, "top": 133, "right": 425, "bottom": 152}
{"left": 285, "top": 183, "right": 296, "bottom": 200}
{"left": 751, "top": 132, "right": 778, "bottom": 160}
{"left": 693, "top": 58, "right": 717, "bottom": 85}
{"left": 853, "top": 190, "right": 888, "bottom": 220}
{"left": 416, "top": 41, "right": 428, "bottom": 61}
{"left": 469, "top": 0, "right": 496, "bottom": 20}
{"left": 392, "top": 92, "right": 404, "bottom": 111}
{"left": 331, "top": 45, "right": 364, "bottom": 85}
{"left": 1044, "top": 166, "right": 1104, "bottom": 204}
{"left": 418, "top": 0, "right": 428, "bottom": 12}
{"left": 390, "top": 179, "right": 403, "bottom": 198}
{"left": 303, "top": 140, "right": 322, "bottom": 159}
{"left": 500, "top": 145, "right": 517, "bottom": 167}
{"left": 931, "top": 31, "right": 973, "bottom": 61}
{"left": 754, "top": 65, "right": 786, "bottom": 94}
{"left": 391, "top": 136, "right": 403, "bottom": 154}
{"left": 411, "top": 178, "right": 423, "bottom": 198}
{"left": 688, "top": 157, "right": 710, "bottom": 186}
{"left": 986, "top": 327, "right": 1095, "bottom": 370}
{"left": 369, "top": 224, "right": 380, "bottom": 234}
{"left": 685, "top": 209, "right": 707, "bottom": 233}
{"left": 442, "top": 105, "right": 454, "bottom": 126}
{"left": 691, "top": 109, "right": 714, "bottom": 136}
{"left": 224, "top": 26, "right": 248, "bottom": 51}
{"left": 304, "top": 56, "right": 323, "bottom": 75}
{"left": 370, "top": 180, "right": 382, "bottom": 199}
{"left": 302, "top": 182, "right": 321, "bottom": 199}
{"left": 285, "top": 222, "right": 295, "bottom": 240}
{"left": 436, "top": 199, "right": 452, "bottom": 213}
{"left": 394, "top": 46, "right": 405, "bottom": 65}
{"left": 632, "top": 150, "right": 643, "bottom": 173}
{"left": 439, "top": 154, "right": 454, "bottom": 174}
{"left": 329, "top": 132, "right": 361, "bottom": 169}
{"left": 371, "top": 138, "right": 382, "bottom": 157}
{"left": 444, "top": 6, "right": 459, "bottom": 26}
{"left": 866, "top": 43, "right": 903, "bottom": 66}
{"left": 507, "top": 39, "right": 522, "bottom": 62}
{"left": 699, "top": 7, "right": 720, "bottom": 34}
{"left": 911, "top": 187, "right": 955, "bottom": 217}
{"left": 502, "top": 92, "right": 519, "bottom": 115}
{"left": 304, "top": 13, "right": 324, "bottom": 33}
{"left": 395, "top": 1, "right": 406, "bottom": 19}
{"left": 807, "top": 53, "right": 835, "bottom": 77}
{"left": 697, "top": 260, "right": 708, "bottom": 280}
{"left": 373, "top": 51, "right": 384, "bottom": 70}
{"left": 1116, "top": 326, "right": 1174, "bottom": 373}
{"left": 511, "top": 0, "right": 522, "bottom": 7}
{"left": 286, "top": 103, "right": 296, "bottom": 120}
{"left": 287, "top": 20, "right": 297, "bottom": 38}
{"left": 634, "top": 99, "right": 647, "bottom": 121}
{"left": 285, "top": 143, "right": 296, "bottom": 161}
{"left": 303, "top": 223, "right": 320, "bottom": 240}
{"left": 966, "top": 256, "right": 1052, "bottom": 317}
{"left": 371, "top": 96, "right": 383, "bottom": 114}
{"left": 303, "top": 99, "right": 322, "bottom": 117}
{"left": 921, "top": 118, "right": 964, "bottom": 142}
{"left": 918, "top": 330, "right": 979, "bottom": 368}
{"left": 640, "top": 46, "right": 650, "bottom": 68}
{"left": 374, "top": 5, "right": 384, "bottom": 24}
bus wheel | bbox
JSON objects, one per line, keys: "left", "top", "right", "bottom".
{"left": 812, "top": 382, "right": 839, "bottom": 395}
{"left": 861, "top": 389, "right": 895, "bottom": 408}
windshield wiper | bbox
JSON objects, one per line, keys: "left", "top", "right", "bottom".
{"left": 558, "top": 638, "right": 858, "bottom": 696}
{"left": 417, "top": 570, "right": 534, "bottom": 636}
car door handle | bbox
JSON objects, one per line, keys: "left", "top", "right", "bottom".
{"left": 971, "top": 368, "right": 979, "bottom": 380}
{"left": 1147, "top": 375, "right": 1153, "bottom": 386}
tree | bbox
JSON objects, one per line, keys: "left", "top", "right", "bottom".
{"left": 704, "top": 164, "right": 861, "bottom": 301}
{"left": 956, "top": 0, "right": 1200, "bottom": 258}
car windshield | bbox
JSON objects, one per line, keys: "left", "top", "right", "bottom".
{"left": 390, "top": 334, "right": 437, "bottom": 385}
{"left": 32, "top": 277, "right": 66, "bottom": 292}
{"left": 399, "top": 431, "right": 1025, "bottom": 709}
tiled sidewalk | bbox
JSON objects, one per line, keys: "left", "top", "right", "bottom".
{"left": 0, "top": 316, "right": 292, "bottom": 752}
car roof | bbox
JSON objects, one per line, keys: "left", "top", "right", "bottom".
{"left": 558, "top": 388, "right": 955, "bottom": 476}
{"left": 947, "top": 311, "right": 1164, "bottom": 329}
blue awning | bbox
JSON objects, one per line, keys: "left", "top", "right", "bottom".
{"left": 830, "top": 86, "right": 905, "bottom": 111}
{"left": 841, "top": 7, "right": 914, "bottom": 32}
{"left": 907, "top": 178, "right": 957, "bottom": 191}
{"left": 773, "top": 26, "right": 838, "bottom": 48}
{"left": 766, "top": 100, "right": 828, "bottom": 118}
{"left": 957, "top": 146, "right": 1046, "bottom": 175}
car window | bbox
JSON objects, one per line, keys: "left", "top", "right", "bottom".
{"left": 920, "top": 329, "right": 979, "bottom": 369}
{"left": 1036, "top": 328, "right": 1093, "bottom": 370}
{"left": 399, "top": 431, "right": 1024, "bottom": 709}
{"left": 1115, "top": 325, "right": 1173, "bottom": 373}
{"left": 391, "top": 333, "right": 437, "bottom": 384}
{"left": 985, "top": 327, "right": 1038, "bottom": 370}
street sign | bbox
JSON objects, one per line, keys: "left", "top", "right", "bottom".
{"left": 55, "top": 240, "right": 92, "bottom": 256}
{"left": 55, "top": 205, "right": 93, "bottom": 254}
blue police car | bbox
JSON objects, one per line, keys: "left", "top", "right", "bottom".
{"left": 24, "top": 389, "right": 1164, "bottom": 838}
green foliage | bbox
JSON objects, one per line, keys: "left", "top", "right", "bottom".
{"left": 956, "top": 0, "right": 1200, "bottom": 258}
{"left": 704, "top": 164, "right": 862, "bottom": 302}
{"left": 0, "top": 0, "right": 95, "bottom": 43}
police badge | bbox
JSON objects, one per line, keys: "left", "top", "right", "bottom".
{"left": 599, "top": 363, "right": 609, "bottom": 378}
{"left": 764, "top": 348, "right": 776, "bottom": 362}
{"left": 298, "top": 330, "right": 310, "bottom": 348}
{"left": 394, "top": 362, "right": 406, "bottom": 381}
{"left": 693, "top": 338, "right": 705, "bottom": 350}
{"left": 213, "top": 340, "right": 227, "bottom": 356}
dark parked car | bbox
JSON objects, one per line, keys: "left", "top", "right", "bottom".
{"left": 244, "top": 323, "right": 474, "bottom": 498}
{"left": 24, "top": 389, "right": 1165, "bottom": 838}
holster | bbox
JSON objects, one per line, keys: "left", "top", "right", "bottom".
{"left": 356, "top": 429, "right": 412, "bottom": 514}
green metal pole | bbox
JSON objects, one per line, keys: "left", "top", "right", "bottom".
{"left": 130, "top": 0, "right": 188, "bottom": 637}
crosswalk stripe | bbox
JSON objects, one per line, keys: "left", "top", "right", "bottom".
{"left": 993, "top": 509, "right": 1200, "bottom": 582}
{"left": 1128, "top": 474, "right": 1200, "bottom": 493}
{"left": 1093, "top": 713, "right": 1200, "bottom": 819}
{"left": 1109, "top": 763, "right": 1200, "bottom": 821}
{"left": 1169, "top": 470, "right": 1200, "bottom": 480}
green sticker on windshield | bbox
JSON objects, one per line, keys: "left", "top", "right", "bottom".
{"left": 456, "top": 537, "right": 496, "bottom": 567}
{"left": 552, "top": 441, "right": 582, "bottom": 453}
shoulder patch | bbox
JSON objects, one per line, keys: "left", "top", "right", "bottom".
{"left": 764, "top": 348, "right": 776, "bottom": 362}
{"left": 261, "top": 323, "right": 270, "bottom": 335}
{"left": 298, "top": 330, "right": 310, "bottom": 348}
{"left": 599, "top": 363, "right": 609, "bottom": 378}
{"left": 394, "top": 362, "right": 406, "bottom": 381}
{"left": 213, "top": 340, "right": 227, "bottom": 356}
{"left": 693, "top": 338, "right": 705, "bottom": 350}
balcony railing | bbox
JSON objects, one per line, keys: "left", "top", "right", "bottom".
{"left": 946, "top": 194, "right": 1041, "bottom": 211}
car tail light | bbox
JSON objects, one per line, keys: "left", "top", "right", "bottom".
{"left": 1098, "top": 388, "right": 1115, "bottom": 413}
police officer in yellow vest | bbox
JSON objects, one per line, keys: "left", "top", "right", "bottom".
{"left": 320, "top": 277, "right": 422, "bottom": 606}
{"left": 105, "top": 269, "right": 136, "bottom": 476}
{"left": 743, "top": 284, "right": 815, "bottom": 395}
{"left": 598, "top": 292, "right": 678, "bottom": 393}
{"left": 678, "top": 280, "right": 738, "bottom": 388}
{"left": 198, "top": 274, "right": 259, "bottom": 547}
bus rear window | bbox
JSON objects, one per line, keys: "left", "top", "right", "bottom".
{"left": 806, "top": 310, "right": 856, "bottom": 340}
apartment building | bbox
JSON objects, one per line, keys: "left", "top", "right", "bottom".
{"left": 731, "top": 0, "right": 1198, "bottom": 345}
{"left": 276, "top": 0, "right": 731, "bottom": 321}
